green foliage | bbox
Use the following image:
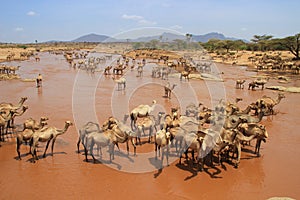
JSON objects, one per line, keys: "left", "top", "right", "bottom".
{"left": 17, "top": 45, "right": 27, "bottom": 49}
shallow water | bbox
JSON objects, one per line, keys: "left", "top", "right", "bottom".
{"left": 0, "top": 52, "right": 299, "bottom": 199}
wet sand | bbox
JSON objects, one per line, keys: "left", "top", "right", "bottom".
{"left": 0, "top": 52, "right": 299, "bottom": 199}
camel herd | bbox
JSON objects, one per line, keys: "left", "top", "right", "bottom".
{"left": 0, "top": 48, "right": 292, "bottom": 175}
{"left": 76, "top": 90, "right": 284, "bottom": 170}
{"left": 0, "top": 97, "right": 73, "bottom": 162}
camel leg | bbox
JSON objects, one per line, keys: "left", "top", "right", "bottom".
{"left": 89, "top": 142, "right": 96, "bottom": 163}
{"left": 155, "top": 143, "right": 158, "bottom": 159}
{"left": 77, "top": 137, "right": 81, "bottom": 153}
{"left": 255, "top": 139, "right": 262, "bottom": 157}
{"left": 51, "top": 137, "right": 57, "bottom": 156}
{"left": 84, "top": 146, "right": 88, "bottom": 162}
{"left": 43, "top": 139, "right": 52, "bottom": 158}
{"left": 235, "top": 143, "right": 241, "bottom": 168}
{"left": 130, "top": 138, "right": 136, "bottom": 156}
{"left": 16, "top": 138, "right": 22, "bottom": 160}
{"left": 126, "top": 140, "right": 129, "bottom": 156}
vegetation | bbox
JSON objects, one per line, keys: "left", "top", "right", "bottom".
{"left": 199, "top": 33, "right": 300, "bottom": 60}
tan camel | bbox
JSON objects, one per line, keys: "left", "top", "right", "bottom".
{"left": 180, "top": 69, "right": 192, "bottom": 81}
{"left": 30, "top": 121, "right": 73, "bottom": 161}
{"left": 16, "top": 119, "right": 48, "bottom": 160}
{"left": 112, "top": 77, "right": 126, "bottom": 90}
{"left": 23, "top": 117, "right": 49, "bottom": 131}
{"left": 256, "top": 93, "right": 285, "bottom": 115}
{"left": 237, "top": 122, "right": 268, "bottom": 156}
{"left": 236, "top": 80, "right": 246, "bottom": 89}
{"left": 0, "top": 106, "right": 28, "bottom": 141}
{"left": 0, "top": 97, "right": 28, "bottom": 111}
{"left": 130, "top": 100, "right": 156, "bottom": 129}
{"left": 84, "top": 129, "right": 115, "bottom": 162}
{"left": 219, "top": 128, "right": 256, "bottom": 168}
{"left": 136, "top": 112, "right": 164, "bottom": 144}
{"left": 154, "top": 129, "right": 171, "bottom": 166}
{"left": 164, "top": 82, "right": 176, "bottom": 99}
{"left": 77, "top": 121, "right": 100, "bottom": 153}
{"left": 84, "top": 121, "right": 137, "bottom": 163}
{"left": 254, "top": 78, "right": 268, "bottom": 90}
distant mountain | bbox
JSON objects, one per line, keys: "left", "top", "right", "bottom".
{"left": 43, "top": 32, "right": 246, "bottom": 43}
{"left": 192, "top": 32, "right": 242, "bottom": 42}
{"left": 71, "top": 33, "right": 112, "bottom": 42}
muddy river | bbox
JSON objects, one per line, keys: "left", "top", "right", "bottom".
{"left": 0, "top": 52, "right": 299, "bottom": 199}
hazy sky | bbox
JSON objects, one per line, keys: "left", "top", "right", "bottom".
{"left": 0, "top": 0, "right": 299, "bottom": 43}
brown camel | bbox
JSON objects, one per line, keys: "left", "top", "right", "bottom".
{"left": 154, "top": 129, "right": 171, "bottom": 166}
{"left": 30, "top": 121, "right": 73, "bottom": 161}
{"left": 104, "top": 66, "right": 112, "bottom": 75}
{"left": 236, "top": 80, "right": 246, "bottom": 89}
{"left": 180, "top": 69, "right": 192, "bottom": 81}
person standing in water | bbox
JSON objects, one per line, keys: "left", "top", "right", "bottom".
{"left": 36, "top": 73, "right": 43, "bottom": 87}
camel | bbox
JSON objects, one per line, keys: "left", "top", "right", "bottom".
{"left": 219, "top": 128, "right": 256, "bottom": 167}
{"left": 256, "top": 93, "right": 285, "bottom": 115}
{"left": 0, "top": 106, "right": 28, "bottom": 141}
{"left": 236, "top": 80, "right": 246, "bottom": 89}
{"left": 16, "top": 120, "right": 48, "bottom": 160}
{"left": 104, "top": 66, "right": 112, "bottom": 75}
{"left": 180, "top": 69, "right": 192, "bottom": 81}
{"left": 112, "top": 77, "right": 126, "bottom": 90}
{"left": 237, "top": 123, "right": 268, "bottom": 156}
{"left": 23, "top": 117, "right": 49, "bottom": 131}
{"left": 161, "top": 66, "right": 170, "bottom": 80}
{"left": 84, "top": 129, "right": 115, "bottom": 162}
{"left": 85, "top": 121, "right": 137, "bottom": 162}
{"left": 248, "top": 81, "right": 259, "bottom": 90}
{"left": 254, "top": 79, "right": 268, "bottom": 90}
{"left": 179, "top": 132, "right": 204, "bottom": 171}
{"left": 164, "top": 82, "right": 176, "bottom": 99}
{"left": 154, "top": 129, "right": 171, "bottom": 166}
{"left": 136, "top": 65, "right": 143, "bottom": 77}
{"left": 6, "top": 105, "right": 28, "bottom": 135}
{"left": 77, "top": 121, "right": 100, "bottom": 153}
{"left": 130, "top": 100, "right": 156, "bottom": 130}
{"left": 185, "top": 102, "right": 203, "bottom": 117}
{"left": 113, "top": 65, "right": 126, "bottom": 75}
{"left": 0, "top": 97, "right": 28, "bottom": 111}
{"left": 136, "top": 112, "right": 164, "bottom": 144}
{"left": 30, "top": 121, "right": 73, "bottom": 161}
{"left": 35, "top": 55, "right": 40, "bottom": 62}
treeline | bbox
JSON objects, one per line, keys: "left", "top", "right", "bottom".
{"left": 131, "top": 33, "right": 300, "bottom": 60}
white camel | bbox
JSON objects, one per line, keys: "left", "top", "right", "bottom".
{"left": 112, "top": 77, "right": 126, "bottom": 90}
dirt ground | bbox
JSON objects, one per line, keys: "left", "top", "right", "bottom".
{"left": 0, "top": 50, "right": 299, "bottom": 199}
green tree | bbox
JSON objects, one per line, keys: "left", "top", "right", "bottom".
{"left": 251, "top": 34, "right": 273, "bottom": 51}
{"left": 278, "top": 33, "right": 300, "bottom": 60}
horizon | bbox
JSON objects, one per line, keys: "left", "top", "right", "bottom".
{"left": 0, "top": 0, "right": 299, "bottom": 43}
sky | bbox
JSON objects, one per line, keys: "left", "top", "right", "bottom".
{"left": 0, "top": 0, "right": 299, "bottom": 43}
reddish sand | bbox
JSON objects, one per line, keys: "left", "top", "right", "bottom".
{"left": 0, "top": 52, "right": 300, "bottom": 199}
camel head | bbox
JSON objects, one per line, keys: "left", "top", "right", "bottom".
{"left": 278, "top": 93, "right": 285, "bottom": 99}
{"left": 65, "top": 121, "right": 73, "bottom": 126}
{"left": 40, "top": 116, "right": 49, "bottom": 121}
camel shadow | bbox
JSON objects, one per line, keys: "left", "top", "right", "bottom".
{"left": 175, "top": 157, "right": 223, "bottom": 180}
{"left": 85, "top": 158, "right": 122, "bottom": 170}
{"left": 175, "top": 162, "right": 198, "bottom": 181}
